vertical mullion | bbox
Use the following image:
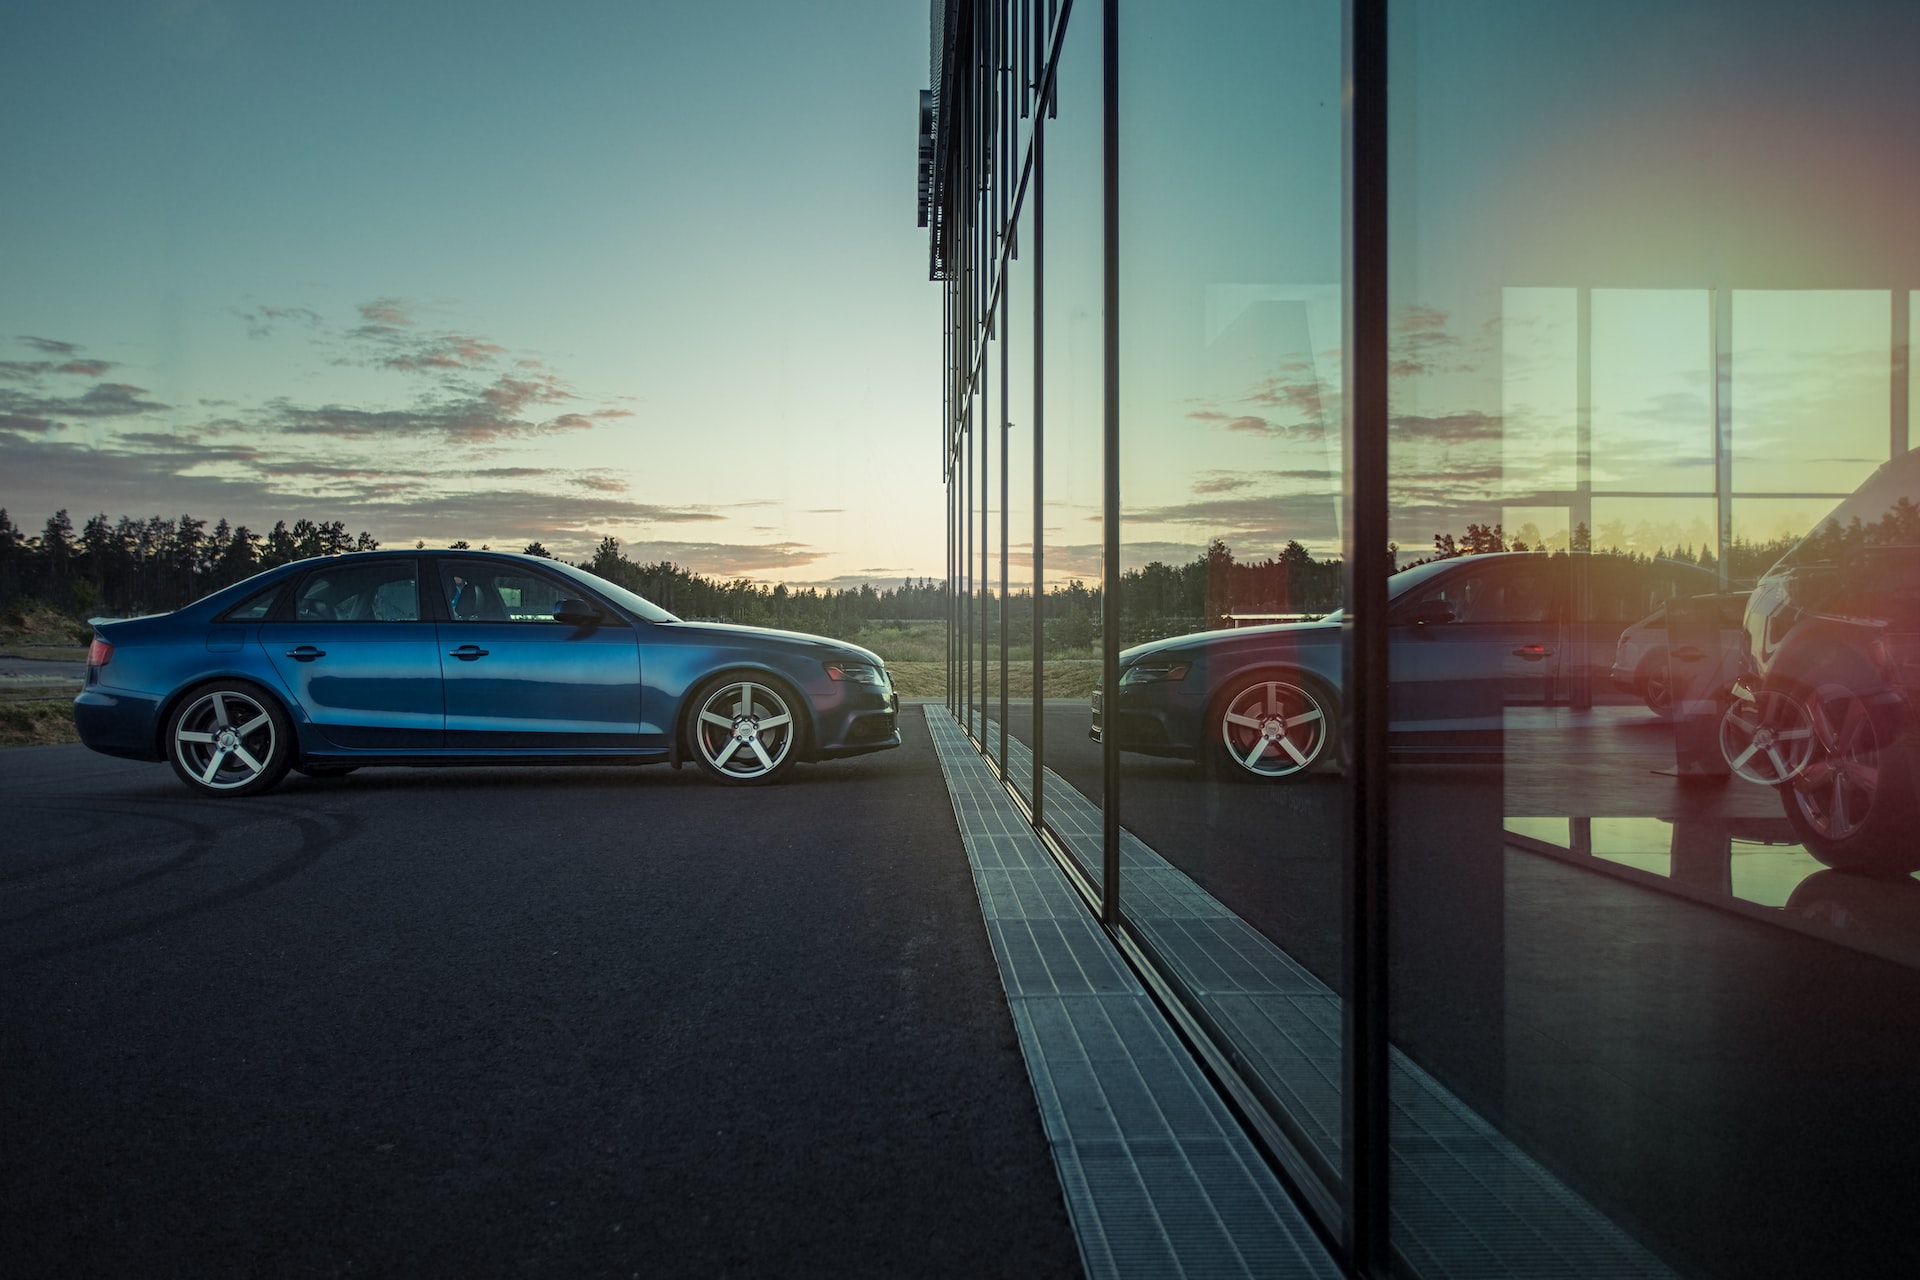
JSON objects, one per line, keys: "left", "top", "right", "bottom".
{"left": 1000, "top": 235, "right": 1012, "bottom": 775}
{"left": 1100, "top": 0, "right": 1121, "bottom": 926}
{"left": 1341, "top": 0, "right": 1392, "bottom": 1275}
{"left": 1714, "top": 287, "right": 1734, "bottom": 591}
{"left": 1031, "top": 113, "right": 1047, "bottom": 826}
{"left": 1894, "top": 289, "right": 1910, "bottom": 460}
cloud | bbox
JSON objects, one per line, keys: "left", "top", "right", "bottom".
{"left": 1390, "top": 304, "right": 1470, "bottom": 378}
{"left": 609, "top": 540, "right": 830, "bottom": 577}
{"left": 357, "top": 298, "right": 414, "bottom": 328}
{"left": 372, "top": 333, "right": 507, "bottom": 373}
{"left": 0, "top": 430, "right": 718, "bottom": 560}
{"left": 0, "top": 310, "right": 653, "bottom": 561}
{"left": 2, "top": 333, "right": 115, "bottom": 382}
{"left": 1031, "top": 541, "right": 1212, "bottom": 578}
{"left": 1388, "top": 411, "right": 1503, "bottom": 444}
{"left": 235, "top": 305, "right": 323, "bottom": 339}
{"left": 1191, "top": 468, "right": 1336, "bottom": 496}
{"left": 1247, "top": 364, "right": 1331, "bottom": 419}
{"left": 1187, "top": 409, "right": 1317, "bottom": 439}
{"left": 1124, "top": 492, "right": 1342, "bottom": 546}
{"left": 0, "top": 381, "right": 171, "bottom": 421}
{"left": 240, "top": 372, "right": 627, "bottom": 444}
{"left": 777, "top": 571, "right": 926, "bottom": 591}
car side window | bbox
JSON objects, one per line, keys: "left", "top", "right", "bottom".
{"left": 220, "top": 583, "right": 284, "bottom": 622}
{"left": 293, "top": 560, "right": 420, "bottom": 622}
{"left": 440, "top": 562, "right": 590, "bottom": 624}
{"left": 1404, "top": 562, "right": 1554, "bottom": 625}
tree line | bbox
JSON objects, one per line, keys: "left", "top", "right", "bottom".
{"left": 0, "top": 508, "right": 380, "bottom": 618}
{"left": 2, "top": 505, "right": 1828, "bottom": 640}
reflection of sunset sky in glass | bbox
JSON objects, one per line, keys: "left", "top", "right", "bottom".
{"left": 0, "top": 2, "right": 936, "bottom": 587}
{"left": 1391, "top": 0, "right": 1920, "bottom": 560}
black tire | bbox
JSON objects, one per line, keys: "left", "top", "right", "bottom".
{"left": 1208, "top": 671, "right": 1338, "bottom": 781}
{"left": 686, "top": 673, "right": 804, "bottom": 785}
{"left": 1638, "top": 652, "right": 1675, "bottom": 719}
{"left": 165, "top": 681, "right": 294, "bottom": 798}
{"left": 294, "top": 764, "right": 360, "bottom": 779}
{"left": 1779, "top": 674, "right": 1920, "bottom": 877}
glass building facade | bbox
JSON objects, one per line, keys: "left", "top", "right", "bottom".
{"left": 923, "top": 1, "right": 1920, "bottom": 1275}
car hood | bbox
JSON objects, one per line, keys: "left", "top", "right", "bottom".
{"left": 1121, "top": 616, "right": 1341, "bottom": 666}
{"left": 663, "top": 620, "right": 885, "bottom": 665}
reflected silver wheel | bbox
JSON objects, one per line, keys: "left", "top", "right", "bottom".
{"left": 1719, "top": 688, "right": 1815, "bottom": 785}
{"left": 1789, "top": 683, "right": 1885, "bottom": 842}
{"left": 167, "top": 684, "right": 291, "bottom": 796}
{"left": 1216, "top": 676, "right": 1332, "bottom": 779}
{"left": 691, "top": 676, "right": 799, "bottom": 784}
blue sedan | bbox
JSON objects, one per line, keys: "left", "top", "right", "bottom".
{"left": 74, "top": 550, "right": 900, "bottom": 795}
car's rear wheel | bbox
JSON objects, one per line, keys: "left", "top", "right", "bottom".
{"left": 1781, "top": 678, "right": 1920, "bottom": 876}
{"left": 1211, "top": 672, "right": 1336, "bottom": 780}
{"left": 166, "top": 682, "right": 293, "bottom": 797}
{"left": 1638, "top": 652, "right": 1675, "bottom": 718}
{"left": 689, "top": 674, "right": 802, "bottom": 785}
{"left": 1719, "top": 687, "right": 1816, "bottom": 785}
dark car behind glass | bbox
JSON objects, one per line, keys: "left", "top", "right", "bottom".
{"left": 1721, "top": 449, "right": 1920, "bottom": 874}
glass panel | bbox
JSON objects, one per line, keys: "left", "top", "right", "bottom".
{"left": 1004, "top": 201, "right": 1038, "bottom": 803}
{"left": 1590, "top": 289, "right": 1715, "bottom": 493}
{"left": 1116, "top": 0, "right": 1345, "bottom": 1191}
{"left": 1501, "top": 286, "right": 1579, "bottom": 498}
{"left": 1038, "top": 0, "right": 1105, "bottom": 886}
{"left": 1389, "top": 2, "right": 1920, "bottom": 1275}
{"left": 1733, "top": 290, "right": 1889, "bottom": 495}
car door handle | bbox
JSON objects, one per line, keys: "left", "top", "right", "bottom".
{"left": 1671, "top": 645, "right": 1706, "bottom": 662}
{"left": 285, "top": 646, "right": 326, "bottom": 661}
{"left": 448, "top": 645, "right": 489, "bottom": 660}
{"left": 1513, "top": 644, "right": 1553, "bottom": 661}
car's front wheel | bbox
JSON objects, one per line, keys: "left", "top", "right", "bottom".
{"left": 1211, "top": 672, "right": 1336, "bottom": 780}
{"left": 689, "top": 674, "right": 802, "bottom": 785}
{"left": 1781, "top": 679, "right": 1920, "bottom": 876}
{"left": 166, "top": 682, "right": 294, "bottom": 797}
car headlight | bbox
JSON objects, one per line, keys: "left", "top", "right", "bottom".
{"left": 825, "top": 661, "right": 887, "bottom": 685}
{"left": 1119, "top": 661, "right": 1189, "bottom": 685}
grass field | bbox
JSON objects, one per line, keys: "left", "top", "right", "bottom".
{"left": 886, "top": 659, "right": 1099, "bottom": 699}
{"left": 0, "top": 699, "right": 79, "bottom": 748}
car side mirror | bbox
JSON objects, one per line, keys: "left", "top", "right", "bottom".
{"left": 1404, "top": 598, "right": 1458, "bottom": 627}
{"left": 553, "top": 599, "right": 603, "bottom": 626}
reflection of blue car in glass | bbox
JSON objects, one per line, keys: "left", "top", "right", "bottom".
{"left": 1096, "top": 551, "right": 1716, "bottom": 779}
{"left": 74, "top": 550, "right": 899, "bottom": 796}
{"left": 1720, "top": 450, "right": 1920, "bottom": 875}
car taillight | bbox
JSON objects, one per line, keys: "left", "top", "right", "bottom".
{"left": 87, "top": 638, "right": 114, "bottom": 668}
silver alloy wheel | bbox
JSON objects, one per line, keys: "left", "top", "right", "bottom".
{"left": 1719, "top": 688, "right": 1816, "bottom": 785}
{"left": 693, "top": 678, "right": 797, "bottom": 781}
{"left": 1789, "top": 683, "right": 1883, "bottom": 841}
{"left": 172, "top": 688, "right": 280, "bottom": 791}
{"left": 1219, "top": 679, "right": 1329, "bottom": 778}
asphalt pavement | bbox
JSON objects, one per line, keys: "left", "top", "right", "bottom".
{"left": 0, "top": 717, "right": 1082, "bottom": 1278}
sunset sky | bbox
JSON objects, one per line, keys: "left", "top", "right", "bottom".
{"left": 2, "top": 1, "right": 940, "bottom": 588}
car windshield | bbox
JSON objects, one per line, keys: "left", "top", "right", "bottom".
{"left": 543, "top": 559, "right": 681, "bottom": 623}
{"left": 1775, "top": 448, "right": 1920, "bottom": 571}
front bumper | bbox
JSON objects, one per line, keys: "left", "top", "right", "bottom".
{"left": 815, "top": 689, "right": 902, "bottom": 759}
